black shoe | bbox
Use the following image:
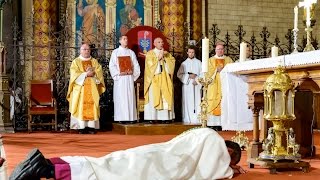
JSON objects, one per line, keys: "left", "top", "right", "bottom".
{"left": 88, "top": 128, "right": 97, "bottom": 134}
{"left": 9, "top": 149, "right": 54, "bottom": 180}
{"left": 78, "top": 129, "right": 87, "bottom": 134}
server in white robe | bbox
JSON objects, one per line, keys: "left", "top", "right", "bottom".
{"left": 177, "top": 47, "right": 202, "bottom": 123}
{"left": 109, "top": 35, "right": 140, "bottom": 123}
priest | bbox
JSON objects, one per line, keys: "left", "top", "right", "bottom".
{"left": 206, "top": 43, "right": 233, "bottom": 129}
{"left": 109, "top": 35, "right": 141, "bottom": 123}
{"left": 144, "top": 37, "right": 176, "bottom": 124}
{"left": 177, "top": 46, "right": 202, "bottom": 123}
{"left": 67, "top": 44, "right": 105, "bottom": 134}
{"left": 10, "top": 128, "right": 244, "bottom": 180}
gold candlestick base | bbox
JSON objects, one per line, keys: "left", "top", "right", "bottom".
{"left": 304, "top": 27, "right": 315, "bottom": 52}
{"left": 231, "top": 131, "right": 249, "bottom": 150}
{"left": 198, "top": 75, "right": 213, "bottom": 128}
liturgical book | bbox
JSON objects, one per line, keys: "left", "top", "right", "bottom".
{"left": 118, "top": 56, "right": 133, "bottom": 73}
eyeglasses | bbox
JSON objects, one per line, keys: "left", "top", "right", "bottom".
{"left": 81, "top": 48, "right": 90, "bottom": 51}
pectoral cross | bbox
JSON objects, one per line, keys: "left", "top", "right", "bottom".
{"left": 299, "top": 0, "right": 317, "bottom": 26}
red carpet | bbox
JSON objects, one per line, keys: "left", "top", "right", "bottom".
{"left": 2, "top": 130, "right": 320, "bottom": 179}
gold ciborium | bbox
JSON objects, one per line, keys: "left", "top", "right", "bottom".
{"left": 259, "top": 66, "right": 301, "bottom": 162}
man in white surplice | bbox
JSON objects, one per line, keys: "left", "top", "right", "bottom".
{"left": 109, "top": 35, "right": 141, "bottom": 123}
{"left": 177, "top": 46, "right": 202, "bottom": 123}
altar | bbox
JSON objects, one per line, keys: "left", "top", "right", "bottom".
{"left": 221, "top": 50, "right": 320, "bottom": 161}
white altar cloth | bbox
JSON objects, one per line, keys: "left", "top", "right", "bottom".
{"left": 220, "top": 50, "right": 320, "bottom": 131}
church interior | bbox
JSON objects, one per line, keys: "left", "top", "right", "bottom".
{"left": 1, "top": 0, "right": 320, "bottom": 179}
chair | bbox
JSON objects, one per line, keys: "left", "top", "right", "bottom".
{"left": 28, "top": 80, "right": 57, "bottom": 132}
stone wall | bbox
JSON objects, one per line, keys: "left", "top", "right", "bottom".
{"left": 204, "top": 0, "right": 320, "bottom": 49}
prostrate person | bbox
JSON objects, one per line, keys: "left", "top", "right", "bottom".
{"left": 109, "top": 35, "right": 141, "bottom": 124}
{"left": 144, "top": 37, "right": 176, "bottom": 124}
{"left": 10, "top": 128, "right": 244, "bottom": 180}
{"left": 177, "top": 46, "right": 202, "bottom": 123}
{"left": 67, "top": 44, "right": 106, "bottom": 134}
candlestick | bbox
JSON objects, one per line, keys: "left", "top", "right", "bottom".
{"left": 239, "top": 42, "right": 247, "bottom": 62}
{"left": 271, "top": 46, "right": 278, "bottom": 57}
{"left": 306, "top": 6, "right": 311, "bottom": 27}
{"left": 201, "top": 37, "right": 209, "bottom": 73}
{"left": 294, "top": 6, "right": 298, "bottom": 30}
{"left": 291, "top": 28, "right": 299, "bottom": 54}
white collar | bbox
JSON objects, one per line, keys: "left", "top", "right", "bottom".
{"left": 214, "top": 55, "right": 226, "bottom": 59}
{"left": 79, "top": 55, "right": 91, "bottom": 61}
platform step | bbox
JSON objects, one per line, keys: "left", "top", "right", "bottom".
{"left": 112, "top": 122, "right": 201, "bottom": 135}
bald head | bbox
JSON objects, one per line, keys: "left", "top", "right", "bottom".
{"left": 80, "top": 44, "right": 91, "bottom": 58}
{"left": 154, "top": 37, "right": 164, "bottom": 50}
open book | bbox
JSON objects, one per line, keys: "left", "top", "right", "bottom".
{"left": 118, "top": 56, "right": 132, "bottom": 73}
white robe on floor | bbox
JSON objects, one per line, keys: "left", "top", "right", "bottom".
{"left": 109, "top": 46, "right": 140, "bottom": 121}
{"left": 177, "top": 58, "right": 202, "bottom": 124}
{"left": 61, "top": 128, "right": 234, "bottom": 180}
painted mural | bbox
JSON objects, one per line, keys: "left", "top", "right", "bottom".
{"left": 76, "top": 0, "right": 106, "bottom": 48}
{"left": 116, "top": 0, "right": 144, "bottom": 36}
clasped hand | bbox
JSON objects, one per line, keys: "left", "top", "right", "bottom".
{"left": 217, "top": 65, "right": 224, "bottom": 72}
{"left": 120, "top": 70, "right": 133, "bottom": 76}
{"left": 158, "top": 50, "right": 168, "bottom": 61}
{"left": 86, "top": 67, "right": 95, "bottom": 77}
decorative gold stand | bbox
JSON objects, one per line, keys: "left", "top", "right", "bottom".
{"left": 304, "top": 26, "right": 315, "bottom": 52}
{"left": 197, "top": 75, "right": 213, "bottom": 127}
{"left": 231, "top": 131, "right": 249, "bottom": 150}
{"left": 248, "top": 66, "right": 310, "bottom": 174}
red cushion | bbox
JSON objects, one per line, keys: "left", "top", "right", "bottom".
{"left": 31, "top": 83, "right": 52, "bottom": 104}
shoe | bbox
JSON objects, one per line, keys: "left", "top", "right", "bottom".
{"left": 88, "top": 128, "right": 97, "bottom": 134}
{"left": 9, "top": 149, "right": 54, "bottom": 180}
{"left": 78, "top": 129, "right": 87, "bottom": 134}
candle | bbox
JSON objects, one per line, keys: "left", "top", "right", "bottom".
{"left": 239, "top": 42, "right": 247, "bottom": 62}
{"left": 294, "top": 6, "right": 298, "bottom": 29}
{"left": 271, "top": 46, "right": 279, "bottom": 57}
{"left": 202, "top": 37, "right": 209, "bottom": 72}
{"left": 306, "top": 6, "right": 311, "bottom": 27}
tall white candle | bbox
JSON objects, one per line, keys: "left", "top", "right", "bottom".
{"left": 306, "top": 6, "right": 311, "bottom": 27}
{"left": 202, "top": 37, "right": 209, "bottom": 72}
{"left": 239, "top": 42, "right": 247, "bottom": 62}
{"left": 294, "top": 6, "right": 298, "bottom": 29}
{"left": 271, "top": 46, "right": 279, "bottom": 57}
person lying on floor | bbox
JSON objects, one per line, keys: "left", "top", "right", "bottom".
{"left": 10, "top": 128, "right": 245, "bottom": 180}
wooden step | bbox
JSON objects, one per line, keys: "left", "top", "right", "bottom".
{"left": 112, "top": 122, "right": 201, "bottom": 135}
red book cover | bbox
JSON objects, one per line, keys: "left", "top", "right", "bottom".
{"left": 118, "top": 56, "right": 132, "bottom": 73}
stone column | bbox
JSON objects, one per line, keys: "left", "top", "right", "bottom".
{"left": 190, "top": 0, "right": 202, "bottom": 41}
{"left": 33, "top": 0, "right": 57, "bottom": 80}
{"left": 162, "top": 0, "right": 184, "bottom": 52}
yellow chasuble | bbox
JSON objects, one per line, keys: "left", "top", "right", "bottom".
{"left": 66, "top": 57, "right": 106, "bottom": 121}
{"left": 206, "top": 56, "right": 233, "bottom": 116}
{"left": 144, "top": 50, "right": 175, "bottom": 110}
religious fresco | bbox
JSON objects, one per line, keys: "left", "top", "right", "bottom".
{"left": 75, "top": 0, "right": 106, "bottom": 48}
{"left": 116, "top": 0, "right": 144, "bottom": 37}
